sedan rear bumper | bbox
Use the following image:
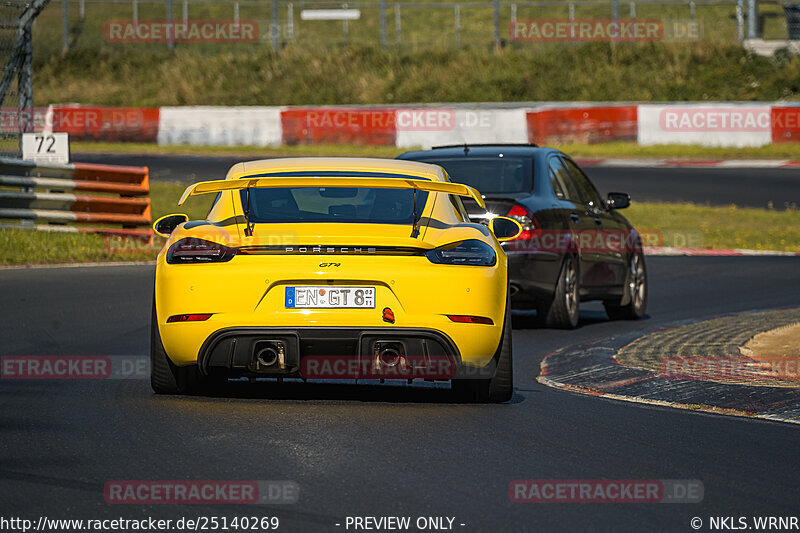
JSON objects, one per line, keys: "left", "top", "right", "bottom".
{"left": 505, "top": 249, "right": 562, "bottom": 305}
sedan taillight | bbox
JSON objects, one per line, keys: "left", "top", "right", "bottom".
{"left": 506, "top": 204, "right": 537, "bottom": 241}
{"left": 166, "top": 238, "right": 237, "bottom": 264}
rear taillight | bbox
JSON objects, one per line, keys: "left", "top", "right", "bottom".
{"left": 447, "top": 315, "right": 494, "bottom": 325}
{"left": 167, "top": 314, "right": 213, "bottom": 323}
{"left": 425, "top": 239, "right": 496, "bottom": 266}
{"left": 166, "top": 238, "right": 237, "bottom": 264}
{"left": 506, "top": 204, "right": 537, "bottom": 241}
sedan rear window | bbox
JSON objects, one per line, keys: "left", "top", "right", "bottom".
{"left": 414, "top": 157, "right": 533, "bottom": 194}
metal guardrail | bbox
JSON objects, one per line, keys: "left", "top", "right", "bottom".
{"left": 0, "top": 157, "right": 152, "bottom": 239}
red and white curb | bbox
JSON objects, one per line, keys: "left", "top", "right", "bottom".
{"left": 538, "top": 374, "right": 800, "bottom": 425}
{"left": 575, "top": 158, "right": 800, "bottom": 169}
{"left": 645, "top": 247, "right": 800, "bottom": 256}
{"left": 537, "top": 316, "right": 800, "bottom": 425}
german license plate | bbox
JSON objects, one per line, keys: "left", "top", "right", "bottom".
{"left": 285, "top": 286, "right": 376, "bottom": 309}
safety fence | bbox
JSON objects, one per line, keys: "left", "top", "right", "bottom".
{"left": 39, "top": 0, "right": 798, "bottom": 54}
{"left": 0, "top": 157, "right": 152, "bottom": 239}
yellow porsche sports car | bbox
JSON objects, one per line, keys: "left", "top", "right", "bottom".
{"left": 151, "top": 158, "right": 521, "bottom": 402}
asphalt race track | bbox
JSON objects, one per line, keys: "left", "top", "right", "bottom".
{"left": 1, "top": 256, "right": 800, "bottom": 531}
{"left": 76, "top": 152, "right": 800, "bottom": 209}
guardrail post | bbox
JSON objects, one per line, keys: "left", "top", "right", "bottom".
{"left": 612, "top": 0, "right": 619, "bottom": 22}
{"left": 569, "top": 2, "right": 575, "bottom": 38}
{"left": 287, "top": 3, "right": 294, "bottom": 40}
{"left": 182, "top": 0, "right": 188, "bottom": 25}
{"left": 746, "top": 0, "right": 757, "bottom": 38}
{"left": 271, "top": 0, "right": 279, "bottom": 50}
{"left": 380, "top": 0, "right": 387, "bottom": 49}
{"left": 342, "top": 3, "right": 349, "bottom": 42}
{"left": 234, "top": 2, "right": 239, "bottom": 24}
{"left": 61, "top": 0, "right": 69, "bottom": 54}
{"left": 133, "top": 0, "right": 138, "bottom": 25}
{"left": 689, "top": 0, "right": 696, "bottom": 23}
{"left": 454, "top": 4, "right": 461, "bottom": 46}
{"left": 736, "top": 0, "right": 744, "bottom": 42}
{"left": 493, "top": 0, "right": 500, "bottom": 49}
{"left": 395, "top": 3, "right": 401, "bottom": 46}
{"left": 629, "top": 2, "right": 635, "bottom": 19}
{"left": 166, "top": 0, "right": 174, "bottom": 51}
{"left": 79, "top": 0, "right": 84, "bottom": 21}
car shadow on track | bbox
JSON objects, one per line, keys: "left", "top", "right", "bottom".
{"left": 511, "top": 309, "right": 612, "bottom": 330}
{"left": 160, "top": 381, "right": 526, "bottom": 405}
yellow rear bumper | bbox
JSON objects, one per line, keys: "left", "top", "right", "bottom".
{"left": 154, "top": 253, "right": 507, "bottom": 369}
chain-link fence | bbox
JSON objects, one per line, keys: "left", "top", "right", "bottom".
{"left": 34, "top": 0, "right": 798, "bottom": 56}
{"left": 0, "top": 0, "right": 51, "bottom": 157}
{"left": 0, "top": 1, "right": 32, "bottom": 156}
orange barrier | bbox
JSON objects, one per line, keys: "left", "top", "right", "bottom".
{"left": 0, "top": 157, "right": 152, "bottom": 241}
{"left": 526, "top": 106, "right": 638, "bottom": 145}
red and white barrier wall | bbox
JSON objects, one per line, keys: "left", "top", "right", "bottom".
{"left": 34, "top": 102, "right": 800, "bottom": 149}
{"left": 48, "top": 105, "right": 160, "bottom": 142}
{"left": 157, "top": 106, "right": 283, "bottom": 146}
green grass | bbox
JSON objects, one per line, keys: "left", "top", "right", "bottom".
{"left": 2, "top": 184, "right": 798, "bottom": 264}
{"left": 548, "top": 142, "right": 800, "bottom": 160}
{"left": 625, "top": 202, "right": 800, "bottom": 252}
{"left": 71, "top": 140, "right": 800, "bottom": 160}
{"left": 35, "top": 42, "right": 800, "bottom": 107}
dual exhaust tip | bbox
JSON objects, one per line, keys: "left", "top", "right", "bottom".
{"left": 251, "top": 340, "right": 407, "bottom": 371}
{"left": 378, "top": 345, "right": 403, "bottom": 367}
{"left": 253, "top": 340, "right": 286, "bottom": 370}
{"left": 374, "top": 341, "right": 405, "bottom": 369}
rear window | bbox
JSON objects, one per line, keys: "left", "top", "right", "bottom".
{"left": 240, "top": 187, "right": 429, "bottom": 224}
{"left": 414, "top": 157, "right": 533, "bottom": 194}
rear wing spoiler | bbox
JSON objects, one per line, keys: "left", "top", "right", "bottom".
{"left": 177, "top": 176, "right": 486, "bottom": 209}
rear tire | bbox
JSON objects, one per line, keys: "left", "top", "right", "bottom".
{"left": 452, "top": 293, "right": 513, "bottom": 403}
{"left": 150, "top": 302, "right": 207, "bottom": 395}
{"left": 604, "top": 252, "right": 647, "bottom": 320}
{"left": 537, "top": 255, "right": 580, "bottom": 329}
